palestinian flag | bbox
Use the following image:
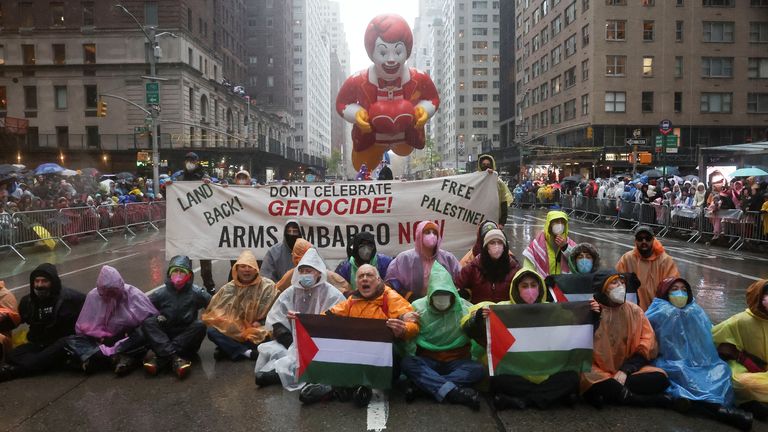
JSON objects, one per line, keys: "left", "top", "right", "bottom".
{"left": 295, "top": 314, "right": 393, "bottom": 389}
{"left": 485, "top": 302, "right": 594, "bottom": 377}
{"left": 544, "top": 273, "right": 639, "bottom": 304}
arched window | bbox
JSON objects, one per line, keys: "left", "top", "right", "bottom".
{"left": 200, "top": 94, "right": 208, "bottom": 121}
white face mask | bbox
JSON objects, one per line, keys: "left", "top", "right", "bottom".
{"left": 551, "top": 223, "right": 565, "bottom": 235}
{"left": 185, "top": 162, "right": 197, "bottom": 171}
{"left": 487, "top": 243, "right": 504, "bottom": 259}
{"left": 609, "top": 285, "right": 626, "bottom": 304}
{"left": 431, "top": 293, "right": 453, "bottom": 311}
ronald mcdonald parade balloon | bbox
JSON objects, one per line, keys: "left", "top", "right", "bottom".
{"left": 336, "top": 14, "right": 440, "bottom": 170}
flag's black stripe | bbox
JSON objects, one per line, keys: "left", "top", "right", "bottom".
{"left": 298, "top": 314, "right": 393, "bottom": 342}
{"left": 545, "top": 273, "right": 639, "bottom": 294}
{"left": 490, "top": 301, "right": 594, "bottom": 328}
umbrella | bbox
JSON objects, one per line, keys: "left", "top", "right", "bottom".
{"left": 641, "top": 169, "right": 663, "bottom": 178}
{"left": 683, "top": 175, "right": 699, "bottom": 181}
{"left": 115, "top": 172, "right": 135, "bottom": 180}
{"left": 668, "top": 175, "right": 683, "bottom": 184}
{"left": 35, "top": 163, "right": 65, "bottom": 175}
{"left": 731, "top": 167, "right": 768, "bottom": 178}
{"left": 60, "top": 169, "right": 78, "bottom": 177}
{"left": 170, "top": 170, "right": 184, "bottom": 181}
{"left": 562, "top": 175, "right": 583, "bottom": 183}
{"left": 80, "top": 167, "right": 100, "bottom": 177}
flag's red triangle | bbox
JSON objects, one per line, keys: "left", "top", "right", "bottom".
{"left": 295, "top": 317, "right": 319, "bottom": 378}
{"left": 550, "top": 285, "right": 569, "bottom": 303}
{"left": 488, "top": 309, "right": 516, "bottom": 371}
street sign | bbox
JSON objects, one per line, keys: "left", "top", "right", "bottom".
{"left": 655, "top": 134, "right": 678, "bottom": 153}
{"left": 516, "top": 131, "right": 528, "bottom": 137}
{"left": 625, "top": 138, "right": 646, "bottom": 146}
{"left": 134, "top": 126, "right": 149, "bottom": 133}
{"left": 145, "top": 82, "right": 160, "bottom": 105}
{"left": 659, "top": 119, "right": 672, "bottom": 135}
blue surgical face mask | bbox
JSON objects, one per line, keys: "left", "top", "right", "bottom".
{"left": 305, "top": 174, "right": 316, "bottom": 183}
{"left": 576, "top": 258, "right": 593, "bottom": 273}
{"left": 298, "top": 274, "right": 315, "bottom": 288}
{"left": 669, "top": 290, "right": 688, "bottom": 308}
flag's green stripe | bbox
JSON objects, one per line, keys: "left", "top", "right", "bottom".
{"left": 490, "top": 302, "right": 593, "bottom": 328}
{"left": 299, "top": 314, "right": 392, "bottom": 342}
{"left": 299, "top": 361, "right": 392, "bottom": 389}
{"left": 495, "top": 349, "right": 593, "bottom": 376}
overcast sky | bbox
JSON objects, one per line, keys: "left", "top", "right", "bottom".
{"left": 336, "top": 0, "right": 419, "bottom": 73}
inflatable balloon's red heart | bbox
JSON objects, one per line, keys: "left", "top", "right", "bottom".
{"left": 368, "top": 100, "right": 414, "bottom": 134}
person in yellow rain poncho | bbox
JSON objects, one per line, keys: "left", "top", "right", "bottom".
{"left": 202, "top": 250, "right": 279, "bottom": 361}
{"left": 275, "top": 239, "right": 350, "bottom": 294}
{"left": 0, "top": 281, "right": 21, "bottom": 362}
{"left": 712, "top": 279, "right": 768, "bottom": 421}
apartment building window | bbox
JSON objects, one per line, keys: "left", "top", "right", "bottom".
{"left": 675, "top": 21, "right": 684, "bottom": 41}
{"left": 581, "top": 94, "right": 589, "bottom": 115}
{"left": 541, "top": 28, "right": 549, "bottom": 44}
{"left": 51, "top": 2, "right": 64, "bottom": 26}
{"left": 20, "top": 2, "right": 34, "bottom": 27}
{"left": 675, "top": 56, "right": 684, "bottom": 77}
{"left": 703, "top": 0, "right": 734, "bottom": 6}
{"left": 473, "top": 41, "right": 489, "bottom": 49}
{"left": 643, "top": 57, "right": 654, "bottom": 76}
{"left": 551, "top": 75, "right": 562, "bottom": 95}
{"left": 532, "top": 61, "right": 540, "bottom": 78}
{"left": 543, "top": 0, "right": 550, "bottom": 15}
{"left": 606, "top": 0, "right": 626, "bottom": 4}
{"left": 605, "top": 92, "right": 626, "bottom": 112}
{"left": 53, "top": 44, "right": 65, "bottom": 64}
{"left": 83, "top": 44, "right": 96, "bottom": 64}
{"left": 551, "top": 14, "right": 562, "bottom": 38}
{"left": 565, "top": 66, "right": 576, "bottom": 88}
{"left": 541, "top": 54, "right": 549, "bottom": 72}
{"left": 751, "top": 0, "right": 768, "bottom": 5}
{"left": 84, "top": 85, "right": 97, "bottom": 109}
{"left": 267, "top": 76, "right": 274, "bottom": 87}
{"left": 472, "top": 121, "right": 488, "bottom": 129}
{"left": 472, "top": 14, "right": 488, "bottom": 23}
{"left": 606, "top": 20, "right": 626, "bottom": 40}
{"left": 564, "top": 99, "right": 576, "bottom": 120}
{"left": 551, "top": 105, "right": 561, "bottom": 125}
{"left": 473, "top": 54, "right": 489, "bottom": 63}
{"left": 674, "top": 92, "right": 683, "bottom": 112}
{"left": 86, "top": 126, "right": 99, "bottom": 148}
{"left": 187, "top": 8, "right": 193, "bottom": 29}
{"left": 540, "top": 82, "right": 549, "bottom": 101}
{"left": 551, "top": 45, "right": 562, "bottom": 66}
{"left": 82, "top": 2, "right": 94, "bottom": 26}
{"left": 582, "top": 24, "right": 590, "bottom": 46}
{"left": 565, "top": 35, "right": 577, "bottom": 57}
{"left": 677, "top": 0, "right": 684, "bottom": 5}
{"left": 701, "top": 57, "right": 733, "bottom": 77}
{"left": 643, "top": 0, "right": 655, "bottom": 5}
{"left": 704, "top": 22, "right": 735, "bottom": 42}
{"left": 54, "top": 85, "right": 67, "bottom": 109}
{"left": 22, "top": 45, "right": 36, "bottom": 64}
{"left": 643, "top": 21, "right": 655, "bottom": 41}
{"left": 747, "top": 93, "right": 768, "bottom": 113}
{"left": 565, "top": 2, "right": 576, "bottom": 25}
{"left": 24, "top": 86, "right": 37, "bottom": 110}
{"left": 750, "top": 22, "right": 768, "bottom": 42}
{"left": 582, "top": 59, "right": 589, "bottom": 80}
{"left": 748, "top": 58, "right": 768, "bottom": 78}
{"left": 606, "top": 55, "right": 626, "bottom": 76}
{"left": 700, "top": 92, "right": 732, "bottom": 113}
{"left": 641, "top": 92, "right": 654, "bottom": 112}
{"left": 144, "top": 1, "right": 158, "bottom": 26}
{"left": 473, "top": 28, "right": 488, "bottom": 36}
{"left": 541, "top": 110, "right": 548, "bottom": 128}
{"left": 532, "top": 114, "right": 539, "bottom": 130}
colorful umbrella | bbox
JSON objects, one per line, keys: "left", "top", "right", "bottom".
{"left": 731, "top": 167, "right": 768, "bottom": 178}
{"left": 34, "top": 163, "right": 65, "bottom": 175}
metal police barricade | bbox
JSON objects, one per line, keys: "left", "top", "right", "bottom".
{"left": 0, "top": 211, "right": 24, "bottom": 260}
{"left": 615, "top": 200, "right": 640, "bottom": 230}
{"left": 560, "top": 195, "right": 575, "bottom": 215}
{"left": 596, "top": 198, "right": 619, "bottom": 224}
{"left": 572, "top": 195, "right": 588, "bottom": 220}
{"left": 737, "top": 211, "right": 768, "bottom": 250}
{"left": 698, "top": 208, "right": 743, "bottom": 247}
{"left": 124, "top": 202, "right": 155, "bottom": 236}
{"left": 57, "top": 206, "right": 108, "bottom": 248}
{"left": 638, "top": 202, "right": 670, "bottom": 236}
{"left": 665, "top": 206, "right": 702, "bottom": 242}
{"left": 148, "top": 200, "right": 166, "bottom": 228}
{"left": 10, "top": 208, "right": 69, "bottom": 255}
{"left": 583, "top": 197, "right": 602, "bottom": 223}
{"left": 96, "top": 202, "right": 125, "bottom": 235}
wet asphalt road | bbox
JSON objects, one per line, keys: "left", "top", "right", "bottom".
{"left": 1, "top": 207, "right": 767, "bottom": 432}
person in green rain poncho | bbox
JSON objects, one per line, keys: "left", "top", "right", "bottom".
{"left": 400, "top": 262, "right": 485, "bottom": 410}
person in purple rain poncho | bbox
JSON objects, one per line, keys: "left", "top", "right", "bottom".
{"left": 63, "top": 265, "right": 157, "bottom": 376}
{"left": 385, "top": 220, "right": 461, "bottom": 301}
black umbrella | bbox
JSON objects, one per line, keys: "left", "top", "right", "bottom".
{"left": 80, "top": 167, "right": 100, "bottom": 177}
{"left": 115, "top": 172, "right": 135, "bottom": 180}
{"left": 562, "top": 175, "right": 583, "bottom": 183}
{"left": 641, "top": 169, "right": 663, "bottom": 178}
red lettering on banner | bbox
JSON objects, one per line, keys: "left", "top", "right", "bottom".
{"left": 266, "top": 197, "right": 393, "bottom": 217}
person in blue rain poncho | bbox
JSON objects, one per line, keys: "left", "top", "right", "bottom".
{"left": 646, "top": 277, "right": 752, "bottom": 431}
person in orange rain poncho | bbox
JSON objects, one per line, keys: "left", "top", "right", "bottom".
{"left": 203, "top": 250, "right": 279, "bottom": 361}
{"left": 712, "top": 279, "right": 768, "bottom": 421}
{"left": 581, "top": 270, "right": 671, "bottom": 408}
{"left": 275, "top": 239, "right": 350, "bottom": 294}
{"left": 0, "top": 281, "right": 21, "bottom": 362}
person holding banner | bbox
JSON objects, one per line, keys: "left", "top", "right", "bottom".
{"left": 522, "top": 210, "right": 576, "bottom": 278}
{"left": 454, "top": 229, "right": 521, "bottom": 304}
{"left": 254, "top": 248, "right": 345, "bottom": 389}
{"left": 712, "top": 279, "right": 768, "bottom": 422}
{"left": 581, "top": 271, "right": 671, "bottom": 409}
{"left": 385, "top": 220, "right": 461, "bottom": 301}
{"left": 260, "top": 220, "right": 303, "bottom": 283}
{"left": 275, "top": 239, "right": 350, "bottom": 294}
{"left": 458, "top": 220, "right": 499, "bottom": 267}
{"left": 202, "top": 251, "right": 278, "bottom": 361}
{"left": 400, "top": 262, "right": 484, "bottom": 410}
{"left": 478, "top": 155, "right": 512, "bottom": 226}
{"left": 646, "top": 277, "right": 753, "bottom": 430}
{"left": 335, "top": 231, "right": 393, "bottom": 292}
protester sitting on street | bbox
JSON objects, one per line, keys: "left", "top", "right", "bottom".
{"left": 581, "top": 271, "right": 670, "bottom": 409}
{"left": 203, "top": 250, "right": 278, "bottom": 361}
{"left": 0, "top": 281, "right": 21, "bottom": 362}
{"left": 761, "top": 194, "right": 768, "bottom": 237}
{"left": 335, "top": 231, "right": 393, "bottom": 291}
{"left": 454, "top": 229, "right": 521, "bottom": 303}
{"left": 300, "top": 264, "right": 418, "bottom": 407}
{"left": 615, "top": 225, "right": 680, "bottom": 311}
{"left": 400, "top": 263, "right": 484, "bottom": 410}
{"left": 463, "top": 269, "right": 589, "bottom": 410}
{"left": 478, "top": 154, "right": 513, "bottom": 225}
{"left": 142, "top": 256, "right": 212, "bottom": 379}
{"left": 64, "top": 265, "right": 158, "bottom": 376}
{"left": 385, "top": 220, "right": 461, "bottom": 301}
{"left": 712, "top": 279, "right": 768, "bottom": 421}
{"left": 0, "top": 263, "right": 86, "bottom": 382}
{"left": 522, "top": 210, "right": 576, "bottom": 277}
{"left": 254, "top": 248, "right": 345, "bottom": 389}
{"left": 458, "top": 220, "right": 499, "bottom": 267}
{"left": 261, "top": 220, "right": 303, "bottom": 282}
{"left": 646, "top": 277, "right": 753, "bottom": 431}
{"left": 567, "top": 242, "right": 601, "bottom": 274}
{"left": 276, "top": 239, "right": 349, "bottom": 294}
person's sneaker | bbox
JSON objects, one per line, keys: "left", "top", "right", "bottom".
{"left": 493, "top": 393, "right": 527, "bottom": 411}
{"left": 299, "top": 384, "right": 334, "bottom": 405}
{"left": 143, "top": 357, "right": 159, "bottom": 376}
{"left": 352, "top": 386, "right": 373, "bottom": 408}
{"left": 113, "top": 355, "right": 136, "bottom": 377}
{"left": 446, "top": 387, "right": 481, "bottom": 411}
{"left": 255, "top": 370, "right": 281, "bottom": 387}
{"left": 333, "top": 387, "right": 353, "bottom": 403}
{"left": 171, "top": 356, "right": 192, "bottom": 379}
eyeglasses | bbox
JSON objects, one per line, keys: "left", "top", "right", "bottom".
{"left": 635, "top": 236, "right": 653, "bottom": 242}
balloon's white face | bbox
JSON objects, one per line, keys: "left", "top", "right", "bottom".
{"left": 372, "top": 37, "right": 408, "bottom": 79}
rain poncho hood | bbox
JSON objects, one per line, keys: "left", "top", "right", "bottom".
{"left": 260, "top": 219, "right": 303, "bottom": 281}
{"left": 477, "top": 154, "right": 497, "bottom": 171}
{"left": 567, "top": 242, "right": 601, "bottom": 274}
{"left": 75, "top": 265, "right": 158, "bottom": 340}
{"left": 655, "top": 277, "right": 693, "bottom": 306}
{"left": 746, "top": 278, "right": 768, "bottom": 321}
{"left": 167, "top": 255, "right": 194, "bottom": 287}
{"left": 410, "top": 262, "right": 472, "bottom": 353}
{"left": 508, "top": 269, "right": 548, "bottom": 305}
{"left": 29, "top": 262, "right": 63, "bottom": 298}
{"left": 646, "top": 282, "right": 734, "bottom": 405}
{"left": 522, "top": 210, "right": 576, "bottom": 276}
{"left": 202, "top": 250, "right": 278, "bottom": 344}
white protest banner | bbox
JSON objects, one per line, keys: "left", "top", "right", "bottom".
{"left": 165, "top": 172, "right": 500, "bottom": 260}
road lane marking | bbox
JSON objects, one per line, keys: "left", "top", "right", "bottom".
{"left": 9, "top": 252, "right": 142, "bottom": 293}
{"left": 367, "top": 389, "right": 389, "bottom": 431}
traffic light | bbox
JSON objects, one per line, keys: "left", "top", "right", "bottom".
{"left": 586, "top": 126, "right": 593, "bottom": 139}
{"left": 639, "top": 152, "right": 653, "bottom": 164}
{"left": 97, "top": 99, "right": 108, "bottom": 117}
